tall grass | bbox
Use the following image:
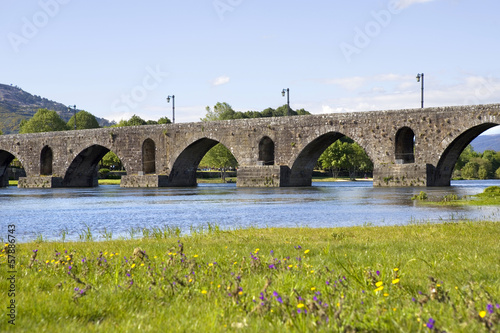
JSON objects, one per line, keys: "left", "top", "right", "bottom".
{"left": 1, "top": 222, "right": 499, "bottom": 332}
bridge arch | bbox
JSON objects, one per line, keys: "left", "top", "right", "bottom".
{"left": 431, "top": 123, "right": 498, "bottom": 186}
{"left": 142, "top": 138, "right": 156, "bottom": 174}
{"left": 286, "top": 131, "right": 372, "bottom": 186}
{"left": 0, "top": 149, "right": 23, "bottom": 187}
{"left": 40, "top": 145, "right": 53, "bottom": 175}
{"left": 169, "top": 137, "right": 238, "bottom": 186}
{"left": 258, "top": 136, "right": 274, "bottom": 165}
{"left": 395, "top": 127, "right": 415, "bottom": 164}
{"left": 63, "top": 144, "right": 126, "bottom": 187}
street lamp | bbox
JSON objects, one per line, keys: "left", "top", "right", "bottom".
{"left": 281, "top": 88, "right": 290, "bottom": 116}
{"left": 68, "top": 105, "right": 76, "bottom": 129}
{"left": 166, "top": 95, "right": 175, "bottom": 123}
{"left": 416, "top": 73, "right": 424, "bottom": 108}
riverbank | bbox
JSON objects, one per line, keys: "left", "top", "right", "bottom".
{"left": 1, "top": 222, "right": 498, "bottom": 332}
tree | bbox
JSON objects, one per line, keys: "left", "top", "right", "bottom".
{"left": 158, "top": 117, "right": 171, "bottom": 124}
{"left": 318, "top": 139, "right": 373, "bottom": 179}
{"left": 199, "top": 143, "right": 237, "bottom": 181}
{"left": 19, "top": 108, "right": 69, "bottom": 133}
{"left": 100, "top": 152, "right": 122, "bottom": 170}
{"left": 201, "top": 102, "right": 236, "bottom": 121}
{"left": 67, "top": 110, "right": 100, "bottom": 130}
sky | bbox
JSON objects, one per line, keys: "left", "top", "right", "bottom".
{"left": 1, "top": 0, "right": 500, "bottom": 133}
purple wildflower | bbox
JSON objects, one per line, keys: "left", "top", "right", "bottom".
{"left": 487, "top": 304, "right": 494, "bottom": 314}
{"left": 326, "top": 280, "right": 330, "bottom": 285}
{"left": 33, "top": 249, "right": 38, "bottom": 253}
{"left": 74, "top": 287, "right": 79, "bottom": 292}
{"left": 376, "top": 270, "right": 380, "bottom": 276}
{"left": 268, "top": 264, "right": 276, "bottom": 269}
{"left": 426, "top": 318, "right": 435, "bottom": 330}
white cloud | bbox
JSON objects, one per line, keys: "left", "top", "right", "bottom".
{"left": 212, "top": 75, "right": 230, "bottom": 86}
{"left": 395, "top": 0, "right": 437, "bottom": 10}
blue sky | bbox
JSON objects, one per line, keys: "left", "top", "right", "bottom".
{"left": 1, "top": 0, "right": 500, "bottom": 133}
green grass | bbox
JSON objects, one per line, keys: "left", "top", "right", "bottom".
{"left": 2, "top": 222, "right": 499, "bottom": 332}
{"left": 417, "top": 186, "right": 500, "bottom": 206}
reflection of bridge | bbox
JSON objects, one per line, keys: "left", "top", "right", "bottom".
{"left": 1, "top": 104, "right": 499, "bottom": 188}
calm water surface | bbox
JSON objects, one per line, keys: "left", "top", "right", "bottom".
{"left": 1, "top": 180, "right": 500, "bottom": 242}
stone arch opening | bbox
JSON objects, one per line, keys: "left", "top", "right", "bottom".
{"left": 258, "top": 136, "right": 274, "bottom": 165}
{"left": 142, "top": 138, "right": 156, "bottom": 174}
{"left": 40, "top": 145, "right": 53, "bottom": 175}
{"left": 285, "top": 132, "right": 373, "bottom": 187}
{"left": 430, "top": 123, "right": 498, "bottom": 186}
{"left": 0, "top": 150, "right": 23, "bottom": 187}
{"left": 169, "top": 138, "right": 238, "bottom": 186}
{"left": 64, "top": 144, "right": 125, "bottom": 187}
{"left": 395, "top": 127, "right": 415, "bottom": 164}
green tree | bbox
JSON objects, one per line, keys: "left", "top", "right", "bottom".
{"left": 201, "top": 102, "right": 236, "bottom": 121}
{"left": 19, "top": 108, "right": 69, "bottom": 133}
{"left": 318, "top": 139, "right": 373, "bottom": 179}
{"left": 67, "top": 110, "right": 100, "bottom": 130}
{"left": 158, "top": 117, "right": 171, "bottom": 124}
{"left": 461, "top": 161, "right": 479, "bottom": 179}
{"left": 199, "top": 143, "right": 237, "bottom": 182}
{"left": 100, "top": 152, "right": 122, "bottom": 170}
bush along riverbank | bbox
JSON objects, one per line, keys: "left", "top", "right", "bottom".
{"left": 1, "top": 222, "right": 499, "bottom": 332}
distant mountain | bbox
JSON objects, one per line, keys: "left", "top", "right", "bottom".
{"left": 0, "top": 83, "right": 113, "bottom": 134}
{"left": 470, "top": 134, "right": 500, "bottom": 153}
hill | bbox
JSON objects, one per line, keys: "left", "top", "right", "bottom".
{"left": 470, "top": 133, "right": 500, "bottom": 153}
{"left": 0, "top": 84, "right": 113, "bottom": 134}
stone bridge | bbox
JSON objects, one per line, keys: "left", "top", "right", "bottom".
{"left": 1, "top": 104, "right": 499, "bottom": 188}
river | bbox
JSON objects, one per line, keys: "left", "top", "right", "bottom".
{"left": 1, "top": 180, "right": 499, "bottom": 243}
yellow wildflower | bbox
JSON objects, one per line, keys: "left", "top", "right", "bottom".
{"left": 297, "top": 303, "right": 305, "bottom": 308}
{"left": 201, "top": 290, "right": 207, "bottom": 294}
{"left": 392, "top": 278, "right": 400, "bottom": 284}
{"left": 193, "top": 255, "right": 198, "bottom": 258}
{"left": 304, "top": 249, "right": 310, "bottom": 254}
{"left": 131, "top": 263, "right": 135, "bottom": 268}
{"left": 479, "top": 311, "right": 486, "bottom": 318}
{"left": 383, "top": 293, "right": 389, "bottom": 297}
{"left": 376, "top": 281, "right": 383, "bottom": 287}
{"left": 393, "top": 268, "right": 399, "bottom": 272}
{"left": 311, "top": 287, "right": 316, "bottom": 291}
{"left": 374, "top": 286, "right": 384, "bottom": 292}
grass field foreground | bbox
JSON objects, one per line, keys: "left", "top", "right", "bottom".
{"left": 1, "top": 222, "right": 499, "bottom": 332}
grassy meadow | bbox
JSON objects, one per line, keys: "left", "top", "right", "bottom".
{"left": 1, "top": 222, "right": 499, "bottom": 332}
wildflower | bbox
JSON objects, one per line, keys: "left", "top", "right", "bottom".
{"left": 376, "top": 281, "right": 383, "bottom": 287}
{"left": 383, "top": 293, "right": 389, "bottom": 297}
{"left": 376, "top": 270, "right": 380, "bottom": 275}
{"left": 304, "top": 249, "right": 310, "bottom": 254}
{"left": 193, "top": 255, "right": 198, "bottom": 258}
{"left": 393, "top": 268, "right": 399, "bottom": 272}
{"left": 201, "top": 290, "right": 207, "bottom": 294}
{"left": 268, "top": 264, "right": 276, "bottom": 269}
{"left": 288, "top": 264, "right": 293, "bottom": 269}
{"left": 208, "top": 263, "right": 213, "bottom": 267}
{"left": 311, "top": 287, "right": 316, "bottom": 291}
{"left": 297, "top": 303, "right": 305, "bottom": 308}
{"left": 294, "top": 245, "right": 302, "bottom": 249}
{"left": 310, "top": 270, "right": 314, "bottom": 273}
{"left": 426, "top": 318, "right": 435, "bottom": 329}
{"left": 254, "top": 248, "right": 259, "bottom": 253}
{"left": 326, "top": 281, "right": 330, "bottom": 285}
{"left": 131, "top": 264, "right": 135, "bottom": 268}
{"left": 487, "top": 304, "right": 494, "bottom": 314}
{"left": 479, "top": 311, "right": 486, "bottom": 318}
{"left": 392, "top": 278, "right": 400, "bottom": 284}
{"left": 374, "top": 286, "right": 384, "bottom": 292}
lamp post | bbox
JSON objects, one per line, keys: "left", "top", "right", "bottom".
{"left": 69, "top": 105, "right": 76, "bottom": 129}
{"left": 416, "top": 73, "right": 424, "bottom": 108}
{"left": 167, "top": 95, "right": 175, "bottom": 123}
{"left": 281, "top": 88, "right": 290, "bottom": 116}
